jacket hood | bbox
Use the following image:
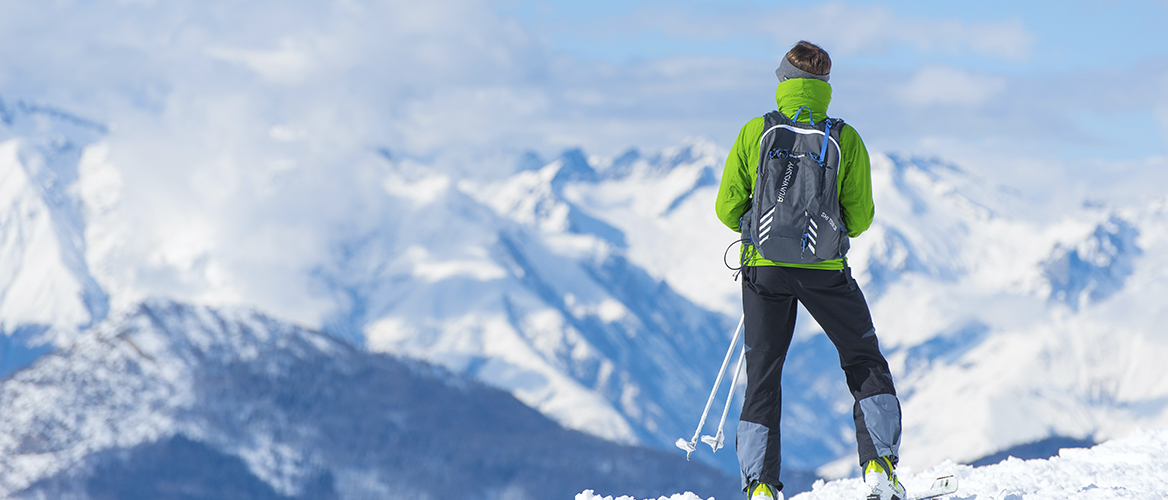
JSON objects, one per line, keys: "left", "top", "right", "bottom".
{"left": 775, "top": 78, "right": 832, "bottom": 123}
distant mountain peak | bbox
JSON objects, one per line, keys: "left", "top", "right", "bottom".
{"left": 0, "top": 97, "right": 109, "bottom": 376}
{"left": 0, "top": 95, "right": 107, "bottom": 136}
{"left": 1043, "top": 214, "right": 1141, "bottom": 310}
{"left": 551, "top": 148, "right": 597, "bottom": 184}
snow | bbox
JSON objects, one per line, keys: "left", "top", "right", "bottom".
{"left": 562, "top": 140, "right": 738, "bottom": 316}
{"left": 328, "top": 146, "right": 743, "bottom": 474}
{"left": 0, "top": 138, "right": 101, "bottom": 332}
{"left": 579, "top": 428, "right": 1168, "bottom": 500}
{"left": 578, "top": 492, "right": 710, "bottom": 500}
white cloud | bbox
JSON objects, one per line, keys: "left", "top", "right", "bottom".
{"left": 0, "top": 0, "right": 556, "bottom": 324}
{"left": 897, "top": 66, "right": 1007, "bottom": 107}
{"left": 205, "top": 41, "right": 318, "bottom": 84}
{"left": 0, "top": 0, "right": 766, "bottom": 327}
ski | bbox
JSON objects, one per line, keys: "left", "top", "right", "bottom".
{"left": 906, "top": 475, "right": 958, "bottom": 500}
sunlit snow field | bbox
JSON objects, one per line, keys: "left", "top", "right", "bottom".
{"left": 578, "top": 429, "right": 1168, "bottom": 499}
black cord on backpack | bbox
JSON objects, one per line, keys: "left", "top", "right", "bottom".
{"left": 724, "top": 236, "right": 757, "bottom": 281}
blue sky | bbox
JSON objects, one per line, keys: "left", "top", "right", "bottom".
{"left": 499, "top": 0, "right": 1167, "bottom": 73}
{"left": 487, "top": 0, "right": 1168, "bottom": 199}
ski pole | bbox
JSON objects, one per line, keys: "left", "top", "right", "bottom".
{"left": 676, "top": 314, "right": 744, "bottom": 460}
{"left": 701, "top": 343, "right": 745, "bottom": 452}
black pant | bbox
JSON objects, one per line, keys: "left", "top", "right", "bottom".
{"left": 736, "top": 265, "right": 900, "bottom": 491}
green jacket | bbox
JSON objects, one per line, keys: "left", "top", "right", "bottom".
{"left": 714, "top": 78, "right": 875, "bottom": 269}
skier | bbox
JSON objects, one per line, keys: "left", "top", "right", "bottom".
{"left": 714, "top": 41, "right": 904, "bottom": 500}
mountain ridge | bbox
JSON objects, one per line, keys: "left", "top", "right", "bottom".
{"left": 2, "top": 299, "right": 741, "bottom": 500}
{"left": 3, "top": 95, "right": 1168, "bottom": 483}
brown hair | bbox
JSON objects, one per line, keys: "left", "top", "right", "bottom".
{"left": 785, "top": 41, "right": 831, "bottom": 76}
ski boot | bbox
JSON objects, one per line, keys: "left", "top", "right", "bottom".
{"left": 747, "top": 480, "right": 783, "bottom": 500}
{"left": 864, "top": 456, "right": 906, "bottom": 500}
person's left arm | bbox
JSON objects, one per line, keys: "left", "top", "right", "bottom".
{"left": 715, "top": 117, "right": 764, "bottom": 232}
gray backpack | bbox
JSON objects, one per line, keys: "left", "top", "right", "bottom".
{"left": 740, "top": 108, "right": 849, "bottom": 264}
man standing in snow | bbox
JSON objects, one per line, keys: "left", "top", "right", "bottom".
{"left": 714, "top": 41, "right": 904, "bottom": 500}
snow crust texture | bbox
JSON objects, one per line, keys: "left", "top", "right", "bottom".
{"left": 803, "top": 428, "right": 1168, "bottom": 500}
{"left": 579, "top": 428, "right": 1168, "bottom": 500}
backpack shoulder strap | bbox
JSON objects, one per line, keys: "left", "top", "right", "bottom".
{"left": 812, "top": 116, "right": 846, "bottom": 167}
{"left": 814, "top": 118, "right": 834, "bottom": 166}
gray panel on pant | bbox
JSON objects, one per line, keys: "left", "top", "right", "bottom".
{"left": 859, "top": 393, "right": 901, "bottom": 459}
{"left": 737, "top": 420, "right": 770, "bottom": 490}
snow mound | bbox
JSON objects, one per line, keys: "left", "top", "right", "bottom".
{"left": 577, "top": 491, "right": 711, "bottom": 500}
{"left": 579, "top": 427, "right": 1168, "bottom": 500}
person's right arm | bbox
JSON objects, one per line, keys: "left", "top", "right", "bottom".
{"left": 837, "top": 124, "right": 874, "bottom": 238}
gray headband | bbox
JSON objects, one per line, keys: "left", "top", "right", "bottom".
{"left": 775, "top": 57, "right": 829, "bottom": 83}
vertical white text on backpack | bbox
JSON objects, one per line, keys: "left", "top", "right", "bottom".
{"left": 740, "top": 107, "right": 849, "bottom": 264}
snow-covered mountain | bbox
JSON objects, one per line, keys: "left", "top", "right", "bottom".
{"left": 0, "top": 96, "right": 109, "bottom": 377}
{"left": 313, "top": 145, "right": 738, "bottom": 472}
{"left": 838, "top": 156, "right": 1168, "bottom": 477}
{"left": 0, "top": 300, "right": 740, "bottom": 500}
{"left": 4, "top": 92, "right": 1168, "bottom": 491}
{"left": 624, "top": 148, "right": 1168, "bottom": 478}
{"left": 0, "top": 102, "right": 748, "bottom": 496}
{"left": 553, "top": 144, "right": 1168, "bottom": 476}
{"left": 407, "top": 142, "right": 1168, "bottom": 479}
